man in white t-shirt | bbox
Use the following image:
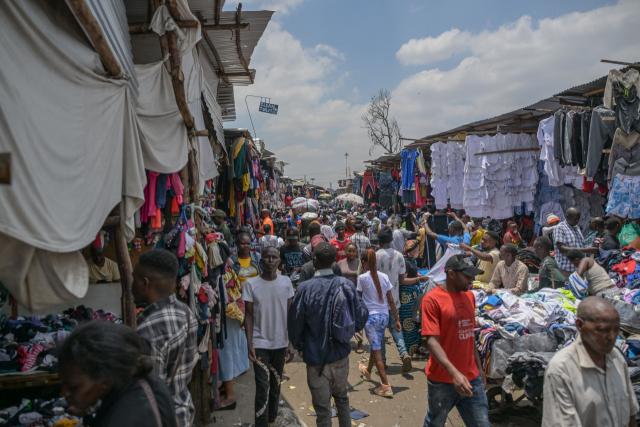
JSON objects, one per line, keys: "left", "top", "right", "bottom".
{"left": 259, "top": 224, "right": 284, "bottom": 249}
{"left": 242, "top": 247, "right": 295, "bottom": 427}
{"left": 375, "top": 226, "right": 411, "bottom": 372}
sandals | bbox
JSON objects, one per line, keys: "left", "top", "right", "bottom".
{"left": 374, "top": 384, "right": 393, "bottom": 397}
{"left": 356, "top": 348, "right": 365, "bottom": 354}
{"left": 359, "top": 363, "right": 372, "bottom": 381}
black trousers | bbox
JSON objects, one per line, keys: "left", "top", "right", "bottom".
{"left": 253, "top": 348, "right": 287, "bottom": 426}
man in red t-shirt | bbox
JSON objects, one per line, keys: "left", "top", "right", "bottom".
{"left": 330, "top": 221, "right": 351, "bottom": 262}
{"left": 421, "top": 255, "right": 489, "bottom": 427}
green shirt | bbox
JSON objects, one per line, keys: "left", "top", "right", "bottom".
{"left": 217, "top": 223, "right": 232, "bottom": 245}
{"left": 538, "top": 256, "right": 565, "bottom": 290}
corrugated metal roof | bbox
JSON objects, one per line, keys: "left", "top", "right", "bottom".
{"left": 199, "top": 10, "right": 274, "bottom": 86}
{"left": 217, "top": 84, "right": 236, "bottom": 121}
{"left": 81, "top": 0, "right": 139, "bottom": 104}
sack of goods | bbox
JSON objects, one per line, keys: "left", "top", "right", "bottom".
{"left": 292, "top": 197, "right": 320, "bottom": 213}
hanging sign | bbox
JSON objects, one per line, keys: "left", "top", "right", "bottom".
{"left": 259, "top": 102, "right": 279, "bottom": 115}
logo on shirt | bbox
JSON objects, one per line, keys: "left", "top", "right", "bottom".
{"left": 455, "top": 303, "right": 475, "bottom": 340}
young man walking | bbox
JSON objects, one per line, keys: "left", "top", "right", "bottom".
{"left": 132, "top": 250, "right": 199, "bottom": 427}
{"left": 375, "top": 226, "right": 411, "bottom": 372}
{"left": 288, "top": 243, "right": 368, "bottom": 427}
{"left": 421, "top": 255, "right": 489, "bottom": 427}
{"left": 243, "top": 247, "right": 296, "bottom": 427}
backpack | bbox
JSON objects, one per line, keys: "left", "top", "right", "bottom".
{"left": 329, "top": 281, "right": 356, "bottom": 345}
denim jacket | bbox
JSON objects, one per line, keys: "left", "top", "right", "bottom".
{"left": 230, "top": 252, "right": 263, "bottom": 276}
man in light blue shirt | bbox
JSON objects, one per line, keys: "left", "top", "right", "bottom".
{"left": 422, "top": 212, "right": 470, "bottom": 254}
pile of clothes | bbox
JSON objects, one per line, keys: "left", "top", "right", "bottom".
{"left": 0, "top": 306, "right": 119, "bottom": 374}
{"left": 0, "top": 398, "right": 79, "bottom": 427}
{"left": 506, "top": 351, "right": 556, "bottom": 400}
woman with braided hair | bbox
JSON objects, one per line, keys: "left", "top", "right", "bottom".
{"left": 357, "top": 248, "right": 401, "bottom": 398}
{"left": 402, "top": 240, "right": 429, "bottom": 359}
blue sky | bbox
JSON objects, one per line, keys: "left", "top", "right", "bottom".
{"left": 224, "top": 0, "right": 639, "bottom": 187}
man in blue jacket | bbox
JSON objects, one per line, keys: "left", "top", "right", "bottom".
{"left": 288, "top": 242, "right": 368, "bottom": 427}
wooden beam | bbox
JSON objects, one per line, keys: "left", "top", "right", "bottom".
{"left": 474, "top": 147, "right": 540, "bottom": 156}
{"left": 157, "top": 1, "right": 195, "bottom": 130}
{"left": 0, "top": 153, "right": 10, "bottom": 185}
{"left": 103, "top": 216, "right": 120, "bottom": 227}
{"left": 601, "top": 59, "right": 640, "bottom": 69}
{"left": 169, "top": 0, "right": 181, "bottom": 20}
{"left": 67, "top": 0, "right": 122, "bottom": 78}
{"left": 199, "top": 22, "right": 230, "bottom": 87}
{"left": 150, "top": 0, "right": 171, "bottom": 72}
{"left": 202, "top": 23, "right": 249, "bottom": 31}
{"left": 215, "top": 0, "right": 221, "bottom": 25}
{"left": 112, "top": 219, "right": 136, "bottom": 328}
{"left": 167, "top": 30, "right": 195, "bottom": 129}
{"left": 235, "top": 3, "right": 253, "bottom": 84}
{"left": 217, "top": 72, "right": 253, "bottom": 77}
{"left": 129, "top": 20, "right": 201, "bottom": 33}
{"left": 583, "top": 87, "right": 605, "bottom": 97}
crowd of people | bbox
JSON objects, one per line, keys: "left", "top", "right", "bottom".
{"left": 54, "top": 200, "right": 639, "bottom": 427}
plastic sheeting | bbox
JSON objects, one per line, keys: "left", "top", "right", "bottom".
{"left": 488, "top": 333, "right": 558, "bottom": 378}
{"left": 135, "top": 61, "right": 189, "bottom": 173}
{"left": 0, "top": 0, "right": 146, "bottom": 309}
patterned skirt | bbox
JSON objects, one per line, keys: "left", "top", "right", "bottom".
{"left": 399, "top": 283, "right": 421, "bottom": 355}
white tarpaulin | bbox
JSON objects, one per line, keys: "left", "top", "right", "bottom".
{"left": 182, "top": 48, "right": 219, "bottom": 194}
{"left": 135, "top": 61, "right": 189, "bottom": 173}
{"left": 0, "top": 0, "right": 146, "bottom": 309}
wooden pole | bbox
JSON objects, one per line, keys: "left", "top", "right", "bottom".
{"left": 111, "top": 220, "right": 136, "bottom": 328}
{"left": 67, "top": 0, "right": 122, "bottom": 78}
{"left": 166, "top": 30, "right": 195, "bottom": 130}
{"left": 149, "top": 0, "right": 171, "bottom": 72}
{"left": 600, "top": 59, "right": 640, "bottom": 69}
{"left": 235, "top": 3, "right": 253, "bottom": 84}
{"left": 0, "top": 153, "right": 10, "bottom": 185}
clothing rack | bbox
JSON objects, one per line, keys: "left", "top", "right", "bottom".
{"left": 464, "top": 129, "right": 537, "bottom": 135}
{"left": 474, "top": 147, "right": 540, "bottom": 156}
{"left": 561, "top": 105, "right": 593, "bottom": 111}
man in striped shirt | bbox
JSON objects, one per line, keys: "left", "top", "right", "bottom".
{"left": 351, "top": 221, "right": 371, "bottom": 257}
{"left": 133, "top": 250, "right": 199, "bottom": 427}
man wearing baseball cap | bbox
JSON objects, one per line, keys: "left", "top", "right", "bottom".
{"left": 421, "top": 255, "right": 489, "bottom": 426}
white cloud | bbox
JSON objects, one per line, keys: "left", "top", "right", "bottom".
{"left": 231, "top": 23, "right": 374, "bottom": 187}
{"left": 393, "top": 0, "right": 640, "bottom": 141}
{"left": 396, "top": 28, "right": 472, "bottom": 65}
{"left": 314, "top": 44, "right": 345, "bottom": 60}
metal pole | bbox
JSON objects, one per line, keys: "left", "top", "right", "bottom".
{"left": 244, "top": 94, "right": 275, "bottom": 140}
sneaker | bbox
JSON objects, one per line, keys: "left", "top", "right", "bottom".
{"left": 374, "top": 384, "right": 393, "bottom": 397}
{"left": 402, "top": 354, "right": 412, "bottom": 372}
{"left": 359, "top": 363, "right": 372, "bottom": 381}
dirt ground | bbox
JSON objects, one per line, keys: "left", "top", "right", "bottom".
{"left": 210, "top": 332, "right": 541, "bottom": 427}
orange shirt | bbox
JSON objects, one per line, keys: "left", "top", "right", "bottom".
{"left": 262, "top": 217, "right": 274, "bottom": 235}
{"left": 421, "top": 286, "right": 478, "bottom": 383}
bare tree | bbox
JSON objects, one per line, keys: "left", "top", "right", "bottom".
{"left": 361, "top": 89, "right": 403, "bottom": 155}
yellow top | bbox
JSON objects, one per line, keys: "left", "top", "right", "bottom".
{"left": 238, "top": 257, "right": 252, "bottom": 268}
